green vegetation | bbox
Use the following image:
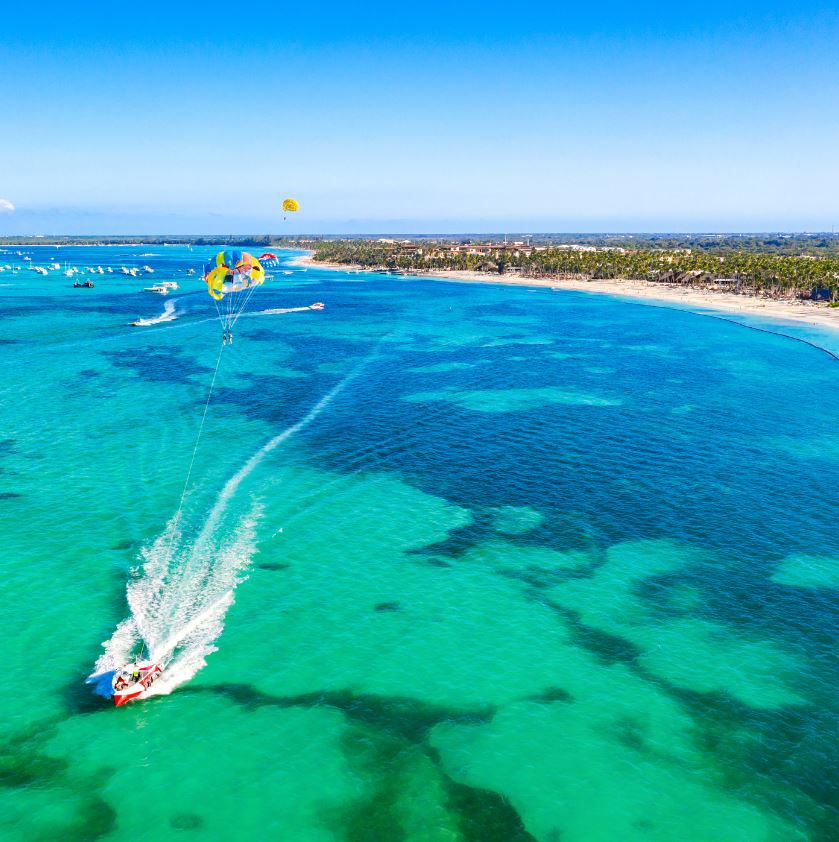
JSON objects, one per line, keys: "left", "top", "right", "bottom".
{"left": 0, "top": 235, "right": 314, "bottom": 247}
{"left": 313, "top": 240, "right": 839, "bottom": 301}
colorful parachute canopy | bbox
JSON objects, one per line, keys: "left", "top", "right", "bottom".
{"left": 259, "top": 252, "right": 278, "bottom": 261}
{"left": 281, "top": 198, "right": 299, "bottom": 213}
{"left": 202, "top": 250, "right": 265, "bottom": 335}
{"left": 203, "top": 250, "right": 264, "bottom": 301}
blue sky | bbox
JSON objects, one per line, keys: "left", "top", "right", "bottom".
{"left": 1, "top": 1, "right": 838, "bottom": 234}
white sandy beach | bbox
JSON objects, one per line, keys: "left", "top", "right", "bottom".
{"left": 293, "top": 253, "right": 839, "bottom": 333}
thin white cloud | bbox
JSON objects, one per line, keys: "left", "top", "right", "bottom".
{"left": 0, "top": 199, "right": 15, "bottom": 213}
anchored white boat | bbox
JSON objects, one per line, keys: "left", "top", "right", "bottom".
{"left": 143, "top": 284, "right": 169, "bottom": 294}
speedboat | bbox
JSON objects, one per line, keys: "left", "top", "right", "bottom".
{"left": 143, "top": 265, "right": 154, "bottom": 273}
{"left": 111, "top": 661, "right": 163, "bottom": 706}
{"left": 310, "top": 302, "right": 325, "bottom": 310}
{"left": 143, "top": 284, "right": 168, "bottom": 294}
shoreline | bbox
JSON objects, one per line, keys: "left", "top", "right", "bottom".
{"left": 292, "top": 252, "right": 839, "bottom": 334}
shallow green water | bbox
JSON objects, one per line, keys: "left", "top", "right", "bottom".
{"left": 0, "top": 246, "right": 837, "bottom": 840}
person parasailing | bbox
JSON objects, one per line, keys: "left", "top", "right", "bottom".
{"left": 203, "top": 250, "right": 266, "bottom": 344}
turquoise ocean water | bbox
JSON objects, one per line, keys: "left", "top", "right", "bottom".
{"left": 0, "top": 245, "right": 837, "bottom": 840}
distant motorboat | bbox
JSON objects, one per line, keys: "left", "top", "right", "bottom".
{"left": 143, "top": 285, "right": 168, "bottom": 295}
{"left": 143, "top": 266, "right": 154, "bottom": 273}
{"left": 107, "top": 267, "right": 113, "bottom": 273}
{"left": 186, "top": 268, "right": 195, "bottom": 276}
{"left": 120, "top": 267, "right": 130, "bottom": 275}
{"left": 158, "top": 281, "right": 178, "bottom": 290}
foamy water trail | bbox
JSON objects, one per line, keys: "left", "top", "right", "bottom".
{"left": 248, "top": 304, "right": 323, "bottom": 317}
{"left": 195, "top": 362, "right": 363, "bottom": 548}
{"left": 90, "top": 348, "right": 378, "bottom": 698}
{"left": 131, "top": 298, "right": 178, "bottom": 326}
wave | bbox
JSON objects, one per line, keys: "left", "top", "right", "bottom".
{"left": 250, "top": 304, "right": 323, "bottom": 317}
{"left": 89, "top": 350, "right": 375, "bottom": 699}
{"left": 130, "top": 298, "right": 178, "bottom": 326}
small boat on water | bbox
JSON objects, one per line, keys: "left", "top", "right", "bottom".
{"left": 73, "top": 280, "right": 95, "bottom": 288}
{"left": 310, "top": 302, "right": 325, "bottom": 310}
{"left": 143, "top": 284, "right": 168, "bottom": 294}
{"left": 158, "top": 281, "right": 178, "bottom": 290}
{"left": 111, "top": 661, "right": 164, "bottom": 706}
{"left": 120, "top": 267, "right": 130, "bottom": 275}
{"left": 143, "top": 265, "right": 154, "bottom": 273}
{"left": 186, "top": 268, "right": 195, "bottom": 276}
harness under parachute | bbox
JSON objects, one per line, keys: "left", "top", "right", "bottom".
{"left": 203, "top": 250, "right": 265, "bottom": 341}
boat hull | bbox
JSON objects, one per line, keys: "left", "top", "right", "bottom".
{"left": 111, "top": 662, "right": 163, "bottom": 706}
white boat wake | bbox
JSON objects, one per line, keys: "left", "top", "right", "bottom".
{"left": 248, "top": 303, "right": 325, "bottom": 317}
{"left": 131, "top": 298, "right": 178, "bottom": 326}
{"left": 89, "top": 352, "right": 372, "bottom": 699}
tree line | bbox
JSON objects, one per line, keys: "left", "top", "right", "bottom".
{"left": 313, "top": 241, "right": 839, "bottom": 302}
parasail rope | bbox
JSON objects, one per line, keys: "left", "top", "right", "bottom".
{"left": 137, "top": 338, "right": 226, "bottom": 664}
{"left": 170, "top": 340, "right": 225, "bottom": 549}
{"left": 230, "top": 281, "right": 262, "bottom": 330}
